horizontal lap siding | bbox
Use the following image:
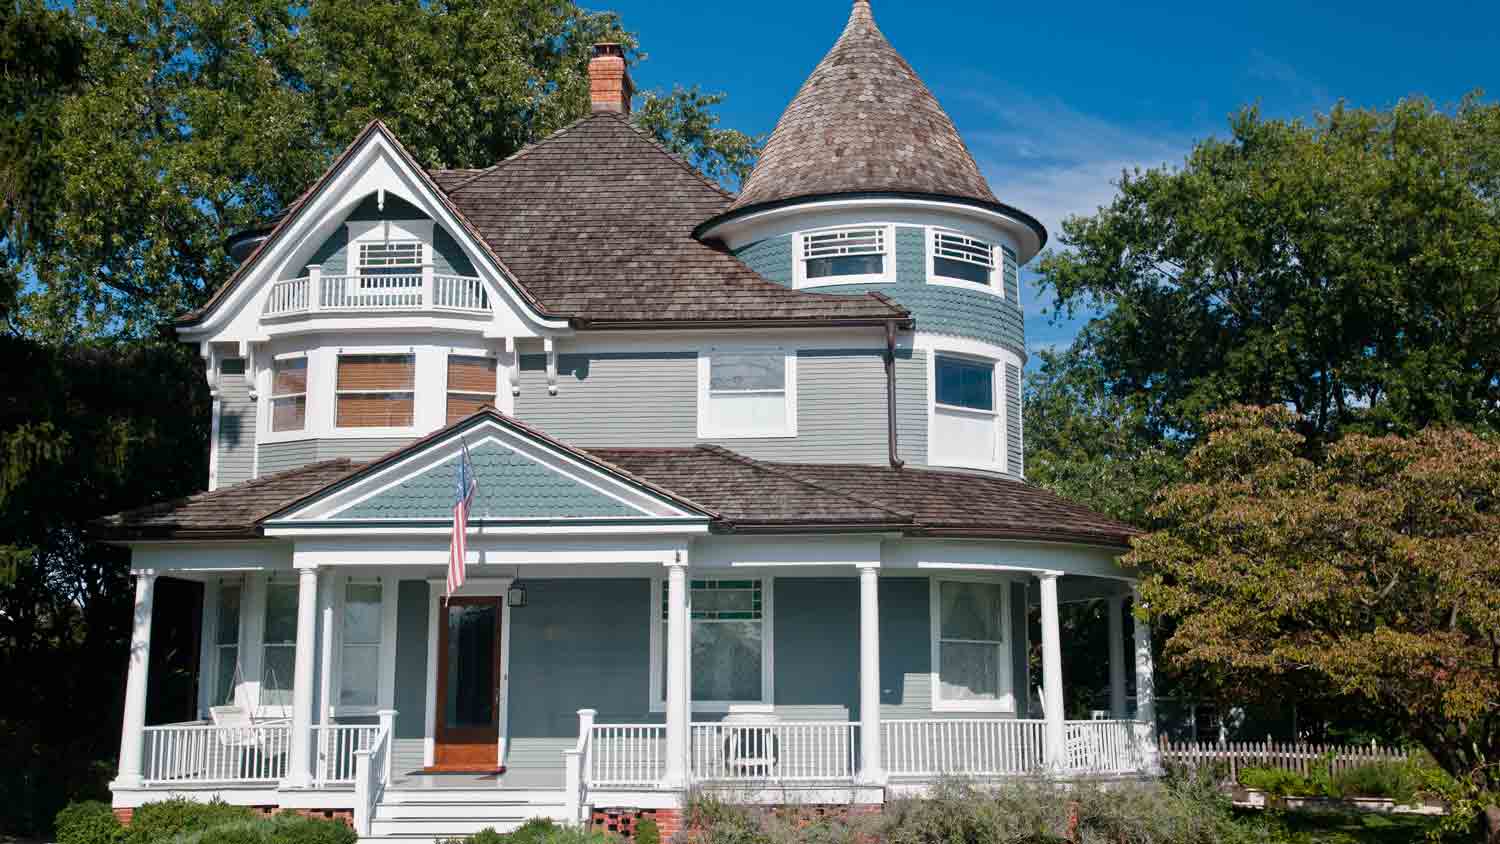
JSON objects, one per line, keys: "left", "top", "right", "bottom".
{"left": 896, "top": 351, "right": 928, "bottom": 466}
{"left": 256, "top": 437, "right": 412, "bottom": 477}
{"left": 216, "top": 359, "right": 256, "bottom": 488}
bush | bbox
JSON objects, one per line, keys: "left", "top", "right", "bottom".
{"left": 635, "top": 819, "right": 661, "bottom": 844}
{"left": 1329, "top": 760, "right": 1422, "bottom": 804}
{"left": 1237, "top": 766, "right": 1320, "bottom": 797}
{"left": 125, "top": 798, "right": 255, "bottom": 844}
{"left": 435, "top": 821, "right": 616, "bottom": 844}
{"left": 55, "top": 801, "right": 125, "bottom": 844}
{"left": 158, "top": 813, "right": 357, "bottom": 844}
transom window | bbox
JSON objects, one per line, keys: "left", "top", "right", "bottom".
{"left": 446, "top": 355, "right": 497, "bottom": 423}
{"left": 358, "top": 240, "right": 423, "bottom": 274}
{"left": 261, "top": 581, "right": 298, "bottom": 709}
{"left": 932, "top": 229, "right": 996, "bottom": 287}
{"left": 270, "top": 357, "right": 308, "bottom": 432}
{"left": 932, "top": 579, "right": 1013, "bottom": 711}
{"left": 339, "top": 582, "right": 382, "bottom": 709}
{"left": 935, "top": 355, "right": 996, "bottom": 412}
{"left": 655, "top": 579, "right": 770, "bottom": 708}
{"left": 698, "top": 350, "right": 796, "bottom": 438}
{"left": 799, "top": 226, "right": 889, "bottom": 283}
{"left": 335, "top": 354, "right": 416, "bottom": 429}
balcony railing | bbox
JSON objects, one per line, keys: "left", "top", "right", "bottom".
{"left": 263, "top": 270, "right": 490, "bottom": 317}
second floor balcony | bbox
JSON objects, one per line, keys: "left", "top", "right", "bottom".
{"left": 263, "top": 266, "right": 491, "bottom": 317}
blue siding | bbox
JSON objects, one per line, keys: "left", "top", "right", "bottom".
{"left": 394, "top": 580, "right": 430, "bottom": 741}
{"left": 339, "top": 441, "right": 636, "bottom": 519}
{"left": 733, "top": 236, "right": 793, "bottom": 285}
{"left": 300, "top": 194, "right": 476, "bottom": 277}
{"left": 775, "top": 579, "right": 859, "bottom": 719}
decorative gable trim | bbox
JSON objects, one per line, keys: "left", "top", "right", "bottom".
{"left": 262, "top": 410, "right": 713, "bottom": 535}
{"left": 177, "top": 121, "right": 570, "bottom": 345}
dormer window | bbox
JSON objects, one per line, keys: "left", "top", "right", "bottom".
{"left": 346, "top": 220, "right": 433, "bottom": 301}
{"left": 794, "top": 225, "right": 894, "bottom": 286}
{"left": 930, "top": 228, "right": 997, "bottom": 289}
{"left": 358, "top": 240, "right": 423, "bottom": 280}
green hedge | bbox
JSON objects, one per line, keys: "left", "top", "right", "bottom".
{"left": 55, "top": 801, "right": 124, "bottom": 844}
{"left": 53, "top": 800, "right": 354, "bottom": 844}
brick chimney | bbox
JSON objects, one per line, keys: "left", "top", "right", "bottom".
{"left": 588, "top": 43, "right": 633, "bottom": 115}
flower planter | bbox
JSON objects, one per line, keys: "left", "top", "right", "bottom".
{"left": 1232, "top": 788, "right": 1447, "bottom": 816}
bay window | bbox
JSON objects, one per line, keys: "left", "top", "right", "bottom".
{"left": 932, "top": 579, "right": 1013, "bottom": 711}
{"left": 335, "top": 354, "right": 416, "bottom": 428}
{"left": 261, "top": 581, "right": 298, "bottom": 708}
{"left": 446, "top": 355, "right": 497, "bottom": 423}
{"left": 653, "top": 578, "right": 772, "bottom": 709}
{"left": 270, "top": 357, "right": 308, "bottom": 432}
{"left": 698, "top": 350, "right": 796, "bottom": 438}
{"left": 930, "top": 228, "right": 997, "bottom": 288}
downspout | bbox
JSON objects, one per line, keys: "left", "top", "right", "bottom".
{"left": 885, "top": 320, "right": 905, "bottom": 469}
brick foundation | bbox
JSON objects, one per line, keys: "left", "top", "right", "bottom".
{"left": 593, "top": 807, "right": 679, "bottom": 840}
{"left": 112, "top": 808, "right": 134, "bottom": 825}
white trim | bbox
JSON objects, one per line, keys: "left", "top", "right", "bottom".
{"left": 266, "top": 354, "right": 309, "bottom": 436}
{"left": 207, "top": 394, "right": 222, "bottom": 491}
{"left": 792, "top": 224, "right": 896, "bottom": 288}
{"left": 649, "top": 575, "right": 775, "bottom": 713}
{"left": 926, "top": 226, "right": 1003, "bottom": 297}
{"left": 926, "top": 348, "right": 1007, "bottom": 473}
{"left": 696, "top": 347, "right": 799, "bottom": 439}
{"left": 928, "top": 574, "right": 1017, "bottom": 714}
{"left": 423, "top": 584, "right": 439, "bottom": 767}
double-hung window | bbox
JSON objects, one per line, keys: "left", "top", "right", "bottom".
{"left": 261, "top": 581, "right": 298, "bottom": 709}
{"left": 932, "top": 579, "right": 1012, "bottom": 711}
{"left": 931, "top": 229, "right": 997, "bottom": 288}
{"left": 796, "top": 225, "right": 891, "bottom": 285}
{"left": 212, "top": 581, "right": 242, "bottom": 707}
{"left": 446, "top": 355, "right": 498, "bottom": 423}
{"left": 339, "top": 581, "right": 382, "bottom": 709}
{"left": 698, "top": 350, "right": 796, "bottom": 438}
{"left": 930, "top": 354, "right": 1002, "bottom": 470}
{"left": 335, "top": 354, "right": 416, "bottom": 429}
{"left": 654, "top": 578, "right": 772, "bottom": 709}
{"left": 270, "top": 357, "right": 308, "bottom": 432}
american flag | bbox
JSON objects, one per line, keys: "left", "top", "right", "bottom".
{"left": 447, "top": 440, "right": 478, "bottom": 597}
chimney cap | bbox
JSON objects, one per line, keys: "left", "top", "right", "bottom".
{"left": 592, "top": 42, "right": 625, "bottom": 58}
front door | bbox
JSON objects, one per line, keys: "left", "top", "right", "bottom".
{"left": 433, "top": 596, "right": 504, "bottom": 770}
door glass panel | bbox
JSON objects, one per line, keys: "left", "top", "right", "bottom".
{"left": 444, "top": 603, "right": 497, "bottom": 729}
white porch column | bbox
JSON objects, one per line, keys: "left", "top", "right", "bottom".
{"left": 663, "top": 558, "right": 690, "bottom": 787}
{"left": 286, "top": 565, "right": 320, "bottom": 788}
{"left": 1038, "top": 572, "right": 1066, "bottom": 770}
{"left": 1131, "top": 585, "right": 1162, "bottom": 772}
{"left": 316, "top": 571, "right": 338, "bottom": 781}
{"left": 1108, "top": 594, "right": 1128, "bottom": 719}
{"left": 114, "top": 570, "right": 158, "bottom": 788}
{"left": 856, "top": 563, "right": 884, "bottom": 785}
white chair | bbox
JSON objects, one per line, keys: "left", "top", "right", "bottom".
{"left": 721, "top": 712, "right": 779, "bottom": 778}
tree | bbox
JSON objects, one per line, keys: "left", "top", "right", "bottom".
{"left": 10, "top": 0, "right": 760, "bottom": 342}
{"left": 1038, "top": 97, "right": 1500, "bottom": 448}
{"left": 1128, "top": 406, "right": 1500, "bottom": 838}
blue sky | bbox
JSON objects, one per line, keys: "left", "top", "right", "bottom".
{"left": 605, "top": 0, "right": 1498, "bottom": 357}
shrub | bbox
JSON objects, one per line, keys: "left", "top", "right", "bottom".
{"left": 1237, "top": 766, "right": 1320, "bottom": 797}
{"left": 126, "top": 798, "right": 255, "bottom": 844}
{"left": 635, "top": 818, "right": 661, "bottom": 844}
{"left": 1329, "top": 760, "right": 1422, "bottom": 804}
{"left": 511, "top": 818, "right": 562, "bottom": 844}
{"left": 55, "top": 801, "right": 125, "bottom": 844}
{"left": 158, "top": 813, "right": 356, "bottom": 844}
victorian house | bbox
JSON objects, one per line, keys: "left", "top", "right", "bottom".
{"left": 100, "top": 3, "right": 1158, "bottom": 839}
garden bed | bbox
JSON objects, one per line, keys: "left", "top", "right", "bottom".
{"left": 1232, "top": 787, "right": 1448, "bottom": 816}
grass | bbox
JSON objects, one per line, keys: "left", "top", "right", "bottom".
{"left": 1241, "top": 809, "right": 1456, "bottom": 843}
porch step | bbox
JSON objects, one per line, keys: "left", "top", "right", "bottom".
{"left": 365, "top": 792, "right": 569, "bottom": 842}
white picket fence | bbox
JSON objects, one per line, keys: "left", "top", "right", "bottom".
{"left": 1160, "top": 737, "right": 1410, "bottom": 780}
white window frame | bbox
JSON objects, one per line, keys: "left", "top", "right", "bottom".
{"left": 930, "top": 575, "right": 1016, "bottom": 713}
{"left": 927, "top": 226, "right": 1001, "bottom": 295}
{"left": 648, "top": 576, "right": 775, "bottom": 714}
{"left": 926, "top": 343, "right": 1007, "bottom": 473}
{"left": 346, "top": 219, "right": 434, "bottom": 293}
{"left": 444, "top": 352, "right": 500, "bottom": 422}
{"left": 329, "top": 576, "right": 398, "bottom": 718}
{"left": 259, "top": 578, "right": 299, "bottom": 718}
{"left": 333, "top": 351, "right": 419, "bottom": 434}
{"left": 267, "top": 353, "right": 309, "bottom": 435}
{"left": 793, "top": 224, "right": 896, "bottom": 288}
{"left": 697, "top": 348, "right": 798, "bottom": 439}
{"left": 199, "top": 578, "right": 246, "bottom": 716}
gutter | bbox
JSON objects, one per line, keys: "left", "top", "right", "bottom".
{"left": 885, "top": 319, "right": 905, "bottom": 469}
{"left": 572, "top": 315, "right": 914, "bottom": 331}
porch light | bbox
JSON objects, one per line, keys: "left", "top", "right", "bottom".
{"left": 507, "top": 580, "right": 527, "bottom": 608}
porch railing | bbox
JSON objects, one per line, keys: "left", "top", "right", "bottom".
{"left": 142, "top": 721, "right": 291, "bottom": 784}
{"left": 690, "top": 721, "right": 858, "bottom": 783}
{"left": 590, "top": 723, "right": 667, "bottom": 787}
{"left": 1065, "top": 719, "right": 1149, "bottom": 774}
{"left": 262, "top": 273, "right": 490, "bottom": 316}
{"left": 313, "top": 723, "right": 381, "bottom": 785}
{"left": 352, "top": 711, "right": 395, "bottom": 837}
{"left": 883, "top": 718, "right": 1047, "bottom": 777}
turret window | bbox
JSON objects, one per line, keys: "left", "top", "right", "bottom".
{"left": 931, "top": 229, "right": 997, "bottom": 288}
{"left": 930, "top": 352, "right": 1004, "bottom": 471}
{"left": 795, "top": 225, "right": 894, "bottom": 286}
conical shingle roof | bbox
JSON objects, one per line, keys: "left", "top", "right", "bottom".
{"left": 730, "top": 0, "right": 998, "bottom": 213}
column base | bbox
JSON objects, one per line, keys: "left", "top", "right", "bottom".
{"left": 109, "top": 775, "right": 143, "bottom": 790}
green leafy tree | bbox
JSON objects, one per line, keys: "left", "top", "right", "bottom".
{"left": 1129, "top": 406, "right": 1500, "bottom": 839}
{"left": 1038, "top": 97, "right": 1500, "bottom": 447}
{"left": 635, "top": 85, "right": 761, "bottom": 189}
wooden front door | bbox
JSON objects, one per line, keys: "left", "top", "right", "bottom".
{"left": 433, "top": 596, "right": 504, "bottom": 770}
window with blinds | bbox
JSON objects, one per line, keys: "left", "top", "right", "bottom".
{"left": 270, "top": 358, "right": 308, "bottom": 432}
{"left": 932, "top": 229, "right": 996, "bottom": 286}
{"left": 335, "top": 354, "right": 416, "bottom": 428}
{"left": 446, "top": 355, "right": 497, "bottom": 423}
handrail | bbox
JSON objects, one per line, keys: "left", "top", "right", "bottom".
{"left": 352, "top": 710, "right": 396, "bottom": 837}
{"left": 690, "top": 720, "right": 859, "bottom": 783}
{"left": 562, "top": 709, "right": 597, "bottom": 824}
{"left": 142, "top": 721, "right": 292, "bottom": 784}
{"left": 261, "top": 273, "right": 491, "bottom": 316}
{"left": 313, "top": 723, "right": 381, "bottom": 785}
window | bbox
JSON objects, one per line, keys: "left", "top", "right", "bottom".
{"left": 335, "top": 354, "right": 415, "bottom": 428}
{"left": 357, "top": 240, "right": 423, "bottom": 289}
{"left": 212, "top": 582, "right": 241, "bottom": 706}
{"left": 270, "top": 358, "right": 308, "bottom": 432}
{"left": 261, "top": 581, "right": 298, "bottom": 708}
{"left": 446, "top": 355, "right": 497, "bottom": 423}
{"left": 935, "top": 356, "right": 995, "bottom": 412}
{"left": 932, "top": 579, "right": 1012, "bottom": 710}
{"left": 698, "top": 351, "right": 796, "bottom": 438}
{"left": 655, "top": 579, "right": 770, "bottom": 708}
{"left": 797, "top": 226, "right": 890, "bottom": 284}
{"left": 931, "top": 229, "right": 996, "bottom": 287}
{"left": 339, "top": 582, "right": 382, "bottom": 709}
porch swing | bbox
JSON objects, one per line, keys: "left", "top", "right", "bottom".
{"left": 210, "top": 657, "right": 292, "bottom": 775}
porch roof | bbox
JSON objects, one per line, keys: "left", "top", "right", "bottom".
{"left": 95, "top": 413, "right": 1138, "bottom": 548}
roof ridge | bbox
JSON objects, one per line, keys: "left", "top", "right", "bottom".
{"left": 695, "top": 446, "right": 914, "bottom": 522}
{"left": 453, "top": 113, "right": 604, "bottom": 190}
